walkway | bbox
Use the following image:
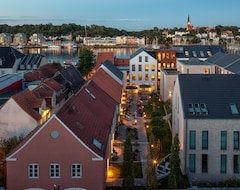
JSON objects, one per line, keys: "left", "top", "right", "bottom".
{"left": 107, "top": 92, "right": 149, "bottom": 187}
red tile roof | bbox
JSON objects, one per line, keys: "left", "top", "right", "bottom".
{"left": 57, "top": 80, "right": 116, "bottom": 157}
{"left": 12, "top": 89, "right": 44, "bottom": 120}
{"left": 24, "top": 64, "right": 62, "bottom": 82}
{"left": 91, "top": 68, "right": 122, "bottom": 103}
{"left": 114, "top": 58, "right": 129, "bottom": 66}
{"left": 43, "top": 78, "right": 62, "bottom": 92}
{"left": 96, "top": 52, "right": 115, "bottom": 68}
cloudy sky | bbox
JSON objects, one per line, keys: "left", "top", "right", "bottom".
{"left": 1, "top": 0, "right": 239, "bottom": 31}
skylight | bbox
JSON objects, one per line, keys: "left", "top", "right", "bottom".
{"left": 92, "top": 138, "right": 103, "bottom": 150}
{"left": 230, "top": 104, "right": 239, "bottom": 115}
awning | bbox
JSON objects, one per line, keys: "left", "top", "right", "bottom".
{"left": 139, "top": 84, "right": 151, "bottom": 88}
{"left": 126, "top": 85, "right": 137, "bottom": 90}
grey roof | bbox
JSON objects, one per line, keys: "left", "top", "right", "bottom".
{"left": 179, "top": 74, "right": 240, "bottom": 119}
{"left": 0, "top": 47, "right": 24, "bottom": 68}
{"left": 130, "top": 47, "right": 155, "bottom": 59}
{"left": 54, "top": 65, "right": 85, "bottom": 93}
{"left": 226, "top": 59, "right": 240, "bottom": 74}
{"left": 179, "top": 58, "right": 212, "bottom": 66}
{"left": 173, "top": 45, "right": 226, "bottom": 59}
{"left": 18, "top": 54, "right": 45, "bottom": 70}
{"left": 102, "top": 59, "right": 123, "bottom": 81}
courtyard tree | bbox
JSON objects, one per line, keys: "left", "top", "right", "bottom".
{"left": 77, "top": 47, "right": 95, "bottom": 78}
{"left": 122, "top": 134, "right": 134, "bottom": 189}
{"left": 168, "top": 133, "right": 181, "bottom": 188}
{"left": 146, "top": 148, "right": 157, "bottom": 190}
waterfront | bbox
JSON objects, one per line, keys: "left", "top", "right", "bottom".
{"left": 20, "top": 47, "right": 138, "bottom": 65}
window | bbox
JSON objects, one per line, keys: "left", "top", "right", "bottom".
{"left": 189, "top": 154, "right": 195, "bottom": 173}
{"left": 234, "top": 131, "right": 240, "bottom": 150}
{"left": 132, "top": 64, "right": 135, "bottom": 71}
{"left": 220, "top": 155, "right": 227, "bottom": 173}
{"left": 145, "top": 74, "right": 148, "bottom": 81}
{"left": 204, "top": 68, "right": 210, "bottom": 74}
{"left": 200, "top": 51, "right": 204, "bottom": 57}
{"left": 185, "top": 51, "right": 189, "bottom": 57}
{"left": 157, "top": 53, "right": 161, "bottom": 61}
{"left": 139, "top": 56, "right": 142, "bottom": 62}
{"left": 28, "top": 164, "right": 39, "bottom": 178}
{"left": 138, "top": 74, "right": 142, "bottom": 80}
{"left": 189, "top": 131, "right": 196, "bottom": 149}
{"left": 138, "top": 65, "right": 142, "bottom": 71}
{"left": 192, "top": 51, "right": 197, "bottom": 57}
{"left": 145, "top": 56, "right": 148, "bottom": 62}
{"left": 151, "top": 64, "right": 155, "bottom": 71}
{"left": 145, "top": 64, "right": 149, "bottom": 71}
{"left": 71, "top": 164, "right": 82, "bottom": 178}
{"left": 230, "top": 104, "right": 239, "bottom": 114}
{"left": 207, "top": 51, "right": 212, "bottom": 56}
{"left": 221, "top": 131, "right": 227, "bottom": 150}
{"left": 132, "top": 74, "right": 136, "bottom": 81}
{"left": 50, "top": 164, "right": 60, "bottom": 178}
{"left": 202, "top": 131, "right": 208, "bottom": 150}
{"left": 202, "top": 154, "right": 208, "bottom": 173}
{"left": 234, "top": 155, "right": 240, "bottom": 173}
{"left": 151, "top": 74, "right": 155, "bottom": 81}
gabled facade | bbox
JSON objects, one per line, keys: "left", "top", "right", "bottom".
{"left": 130, "top": 48, "right": 158, "bottom": 92}
{"left": 0, "top": 89, "right": 46, "bottom": 139}
{"left": 172, "top": 74, "right": 240, "bottom": 183}
{"left": 13, "top": 33, "right": 28, "bottom": 45}
{"left": 6, "top": 78, "right": 118, "bottom": 190}
{"left": 0, "top": 33, "right": 12, "bottom": 46}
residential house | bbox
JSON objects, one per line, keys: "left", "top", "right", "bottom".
{"left": 172, "top": 74, "right": 240, "bottom": 183}
{"left": 6, "top": 78, "right": 119, "bottom": 190}
{"left": 0, "top": 47, "right": 47, "bottom": 77}
{"left": 29, "top": 33, "right": 45, "bottom": 45}
{"left": 53, "top": 65, "right": 85, "bottom": 99}
{"left": 0, "top": 33, "right": 12, "bottom": 46}
{"left": 13, "top": 33, "right": 28, "bottom": 45}
{"left": 0, "top": 89, "right": 46, "bottom": 139}
{"left": 23, "top": 63, "right": 62, "bottom": 90}
{"left": 206, "top": 52, "right": 240, "bottom": 74}
{"left": 129, "top": 48, "right": 158, "bottom": 93}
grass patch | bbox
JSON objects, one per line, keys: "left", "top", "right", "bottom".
{"left": 109, "top": 162, "right": 143, "bottom": 178}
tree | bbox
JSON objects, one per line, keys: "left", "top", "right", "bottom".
{"left": 168, "top": 134, "right": 181, "bottom": 188}
{"left": 122, "top": 134, "right": 134, "bottom": 189}
{"left": 146, "top": 147, "right": 157, "bottom": 190}
{"left": 77, "top": 47, "right": 95, "bottom": 78}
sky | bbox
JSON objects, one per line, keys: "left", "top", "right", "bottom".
{"left": 0, "top": 0, "right": 240, "bottom": 31}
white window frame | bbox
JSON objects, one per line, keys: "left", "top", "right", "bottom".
{"left": 50, "top": 163, "right": 60, "bottom": 178}
{"left": 71, "top": 163, "right": 82, "bottom": 178}
{"left": 28, "top": 163, "right": 39, "bottom": 178}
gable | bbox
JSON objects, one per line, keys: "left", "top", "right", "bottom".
{"left": 6, "top": 115, "right": 102, "bottom": 161}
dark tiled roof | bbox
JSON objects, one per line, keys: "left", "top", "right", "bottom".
{"left": 114, "top": 58, "right": 129, "bottom": 66}
{"left": 130, "top": 47, "right": 155, "bottom": 59}
{"left": 101, "top": 60, "right": 123, "bottom": 81}
{"left": 173, "top": 45, "right": 226, "bottom": 59}
{"left": 0, "top": 47, "right": 24, "bottom": 68}
{"left": 91, "top": 68, "right": 123, "bottom": 103}
{"left": 55, "top": 66, "right": 85, "bottom": 92}
{"left": 56, "top": 80, "right": 116, "bottom": 157}
{"left": 18, "top": 54, "right": 45, "bottom": 70}
{"left": 226, "top": 59, "right": 240, "bottom": 74}
{"left": 179, "top": 74, "right": 240, "bottom": 119}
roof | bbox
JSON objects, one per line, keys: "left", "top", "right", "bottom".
{"left": 54, "top": 65, "right": 85, "bottom": 92}
{"left": 0, "top": 47, "right": 24, "bottom": 68}
{"left": 56, "top": 80, "right": 116, "bottom": 157}
{"left": 206, "top": 52, "right": 240, "bottom": 70}
{"left": 178, "top": 74, "right": 240, "bottom": 119}
{"left": 91, "top": 68, "right": 123, "bottom": 103}
{"left": 130, "top": 47, "right": 155, "bottom": 59}
{"left": 179, "top": 58, "right": 212, "bottom": 66}
{"left": 11, "top": 89, "right": 44, "bottom": 120}
{"left": 161, "top": 68, "right": 178, "bottom": 75}
{"left": 43, "top": 78, "right": 62, "bottom": 92}
{"left": 173, "top": 45, "right": 227, "bottom": 59}
{"left": 96, "top": 52, "right": 115, "bottom": 68}
{"left": 114, "top": 58, "right": 129, "bottom": 66}
{"left": 101, "top": 59, "right": 123, "bottom": 81}
{"left": 23, "top": 64, "right": 62, "bottom": 82}
{"left": 18, "top": 54, "right": 45, "bottom": 71}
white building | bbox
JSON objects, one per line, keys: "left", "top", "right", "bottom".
{"left": 129, "top": 48, "right": 158, "bottom": 92}
{"left": 172, "top": 74, "right": 240, "bottom": 183}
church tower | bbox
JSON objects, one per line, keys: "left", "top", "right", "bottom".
{"left": 187, "top": 14, "right": 194, "bottom": 31}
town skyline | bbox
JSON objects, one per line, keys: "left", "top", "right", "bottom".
{"left": 1, "top": 0, "right": 240, "bottom": 31}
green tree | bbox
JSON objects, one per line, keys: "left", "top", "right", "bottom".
{"left": 168, "top": 134, "right": 181, "bottom": 188}
{"left": 77, "top": 47, "right": 95, "bottom": 78}
{"left": 146, "top": 148, "right": 157, "bottom": 190}
{"left": 122, "top": 134, "right": 134, "bottom": 189}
